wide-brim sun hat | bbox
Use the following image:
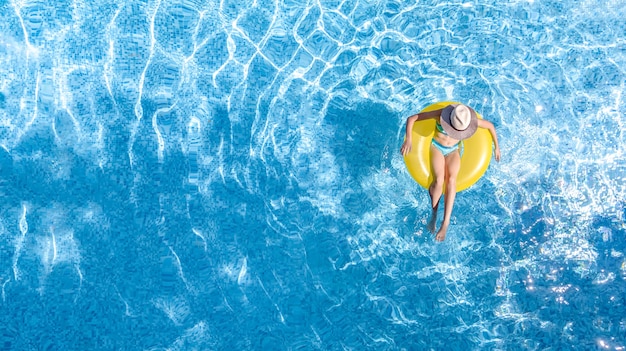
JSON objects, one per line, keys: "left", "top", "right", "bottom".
{"left": 440, "top": 104, "right": 478, "bottom": 140}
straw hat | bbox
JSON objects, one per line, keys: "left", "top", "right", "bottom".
{"left": 439, "top": 104, "right": 478, "bottom": 140}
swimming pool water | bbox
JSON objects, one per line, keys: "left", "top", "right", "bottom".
{"left": 1, "top": 0, "right": 625, "bottom": 350}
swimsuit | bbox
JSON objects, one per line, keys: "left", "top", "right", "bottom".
{"left": 431, "top": 138, "right": 459, "bottom": 156}
{"left": 435, "top": 121, "right": 448, "bottom": 135}
{"left": 432, "top": 122, "right": 459, "bottom": 156}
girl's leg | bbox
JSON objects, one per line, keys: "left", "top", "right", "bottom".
{"left": 436, "top": 150, "right": 461, "bottom": 241}
{"left": 428, "top": 144, "right": 446, "bottom": 233}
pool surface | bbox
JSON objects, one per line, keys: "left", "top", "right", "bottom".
{"left": 1, "top": 0, "right": 625, "bottom": 350}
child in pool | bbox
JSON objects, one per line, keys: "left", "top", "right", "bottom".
{"left": 400, "top": 104, "right": 501, "bottom": 241}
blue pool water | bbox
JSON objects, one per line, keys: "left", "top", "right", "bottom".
{"left": 1, "top": 0, "right": 625, "bottom": 349}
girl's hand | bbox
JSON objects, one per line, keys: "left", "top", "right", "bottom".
{"left": 494, "top": 146, "right": 501, "bottom": 162}
{"left": 400, "top": 139, "right": 412, "bottom": 156}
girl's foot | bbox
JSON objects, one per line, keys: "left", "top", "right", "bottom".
{"left": 435, "top": 222, "right": 449, "bottom": 241}
{"left": 427, "top": 210, "right": 437, "bottom": 234}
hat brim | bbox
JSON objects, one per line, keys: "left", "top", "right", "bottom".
{"left": 440, "top": 104, "right": 478, "bottom": 140}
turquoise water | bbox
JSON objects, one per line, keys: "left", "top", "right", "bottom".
{"left": 0, "top": 0, "right": 625, "bottom": 350}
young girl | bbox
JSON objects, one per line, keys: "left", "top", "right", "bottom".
{"left": 400, "top": 104, "right": 501, "bottom": 241}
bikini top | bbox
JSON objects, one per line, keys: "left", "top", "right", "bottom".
{"left": 435, "top": 122, "right": 448, "bottom": 136}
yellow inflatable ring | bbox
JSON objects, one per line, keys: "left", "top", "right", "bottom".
{"left": 403, "top": 101, "right": 493, "bottom": 192}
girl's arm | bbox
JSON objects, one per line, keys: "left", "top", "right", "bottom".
{"left": 477, "top": 119, "right": 501, "bottom": 161}
{"left": 400, "top": 109, "right": 442, "bottom": 156}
